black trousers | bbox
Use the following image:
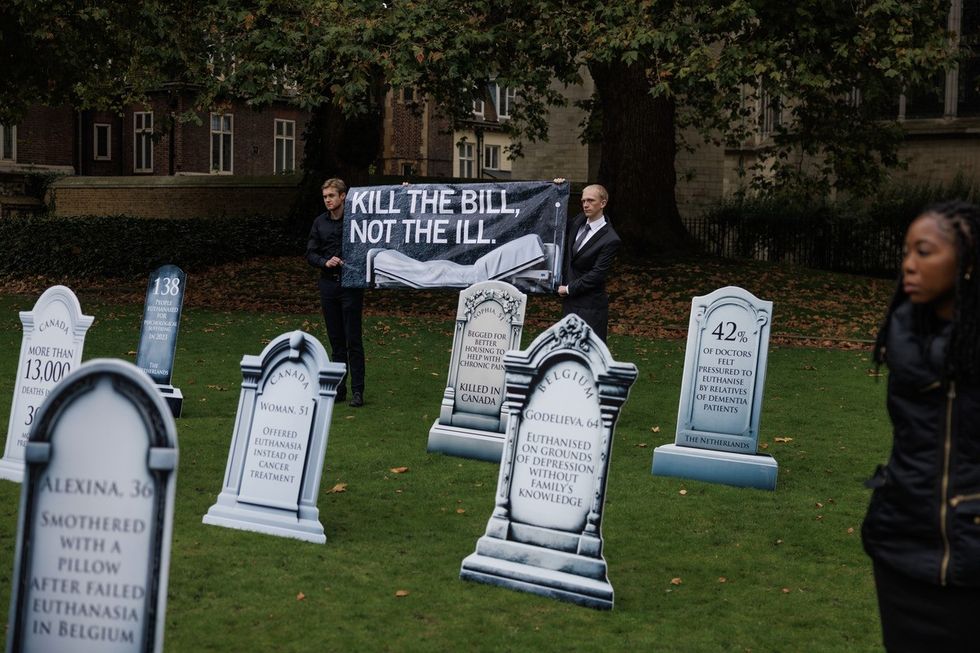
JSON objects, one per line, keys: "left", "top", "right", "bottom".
{"left": 873, "top": 559, "right": 980, "bottom": 652}
{"left": 562, "top": 295, "right": 609, "bottom": 342}
{"left": 317, "top": 277, "right": 365, "bottom": 394}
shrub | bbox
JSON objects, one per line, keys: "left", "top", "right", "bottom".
{"left": 694, "top": 177, "right": 980, "bottom": 276}
{"left": 0, "top": 214, "right": 304, "bottom": 278}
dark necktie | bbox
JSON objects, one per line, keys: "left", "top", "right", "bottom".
{"left": 573, "top": 223, "right": 590, "bottom": 252}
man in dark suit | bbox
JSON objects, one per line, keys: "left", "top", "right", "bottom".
{"left": 558, "top": 184, "right": 621, "bottom": 342}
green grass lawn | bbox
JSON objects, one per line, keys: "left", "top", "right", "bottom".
{"left": 0, "top": 294, "right": 891, "bottom": 652}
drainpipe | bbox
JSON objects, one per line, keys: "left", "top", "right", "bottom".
{"left": 75, "top": 109, "right": 83, "bottom": 175}
{"left": 475, "top": 127, "right": 484, "bottom": 179}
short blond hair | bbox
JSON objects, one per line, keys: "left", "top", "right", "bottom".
{"left": 584, "top": 184, "right": 608, "bottom": 202}
{"left": 321, "top": 178, "right": 347, "bottom": 193}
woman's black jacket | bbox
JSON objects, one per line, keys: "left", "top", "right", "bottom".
{"left": 862, "top": 301, "right": 980, "bottom": 587}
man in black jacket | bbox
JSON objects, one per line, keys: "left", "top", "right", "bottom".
{"left": 305, "top": 178, "right": 365, "bottom": 407}
{"left": 558, "top": 184, "right": 621, "bottom": 342}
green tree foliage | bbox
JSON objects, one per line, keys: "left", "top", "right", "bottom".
{"left": 0, "top": 1, "right": 956, "bottom": 254}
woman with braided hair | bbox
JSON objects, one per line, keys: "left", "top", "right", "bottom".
{"left": 863, "top": 200, "right": 980, "bottom": 652}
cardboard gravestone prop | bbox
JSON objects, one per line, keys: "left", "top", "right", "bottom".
{"left": 460, "top": 314, "right": 637, "bottom": 609}
{"left": 651, "top": 286, "right": 776, "bottom": 490}
{"left": 135, "top": 265, "right": 187, "bottom": 418}
{"left": 5, "top": 359, "right": 178, "bottom": 653}
{"left": 1, "top": 286, "right": 94, "bottom": 483}
{"left": 427, "top": 281, "right": 527, "bottom": 462}
{"left": 203, "top": 331, "right": 346, "bottom": 543}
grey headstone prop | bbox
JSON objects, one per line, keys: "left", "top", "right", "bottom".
{"left": 135, "top": 265, "right": 187, "bottom": 418}
{"left": 5, "top": 359, "right": 178, "bottom": 653}
{"left": 460, "top": 314, "right": 637, "bottom": 609}
{"left": 203, "top": 330, "right": 346, "bottom": 544}
{"left": 651, "top": 286, "right": 777, "bottom": 490}
{"left": 427, "top": 281, "right": 527, "bottom": 462}
{"left": 0, "top": 286, "right": 94, "bottom": 483}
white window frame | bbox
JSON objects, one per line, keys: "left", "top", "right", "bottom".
{"left": 483, "top": 144, "right": 500, "bottom": 170}
{"left": 458, "top": 141, "right": 474, "bottom": 177}
{"left": 502, "top": 87, "right": 516, "bottom": 119}
{"left": 134, "top": 112, "right": 153, "bottom": 173}
{"left": 210, "top": 113, "right": 234, "bottom": 174}
{"left": 274, "top": 118, "right": 295, "bottom": 174}
{"left": 472, "top": 98, "right": 484, "bottom": 118}
{"left": 94, "top": 123, "right": 111, "bottom": 161}
{"left": 0, "top": 124, "right": 16, "bottom": 162}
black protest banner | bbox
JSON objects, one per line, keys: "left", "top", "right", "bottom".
{"left": 341, "top": 181, "right": 569, "bottom": 293}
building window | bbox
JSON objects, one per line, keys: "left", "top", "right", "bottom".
{"left": 401, "top": 162, "right": 415, "bottom": 176}
{"left": 211, "top": 113, "right": 233, "bottom": 174}
{"left": 897, "top": 0, "right": 979, "bottom": 119}
{"left": 758, "top": 90, "right": 782, "bottom": 138}
{"left": 134, "top": 112, "right": 153, "bottom": 172}
{"left": 274, "top": 119, "right": 295, "bottom": 174}
{"left": 94, "top": 123, "right": 111, "bottom": 161}
{"left": 458, "top": 142, "right": 474, "bottom": 177}
{"left": 0, "top": 124, "right": 15, "bottom": 162}
{"left": 483, "top": 144, "right": 500, "bottom": 170}
{"left": 485, "top": 81, "right": 516, "bottom": 120}
{"left": 400, "top": 87, "right": 416, "bottom": 103}
{"left": 959, "top": 0, "right": 980, "bottom": 116}
{"left": 903, "top": 72, "right": 947, "bottom": 119}
{"left": 472, "top": 97, "right": 484, "bottom": 118}
{"left": 503, "top": 87, "right": 517, "bottom": 119}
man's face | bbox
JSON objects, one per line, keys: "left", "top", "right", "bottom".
{"left": 322, "top": 187, "right": 346, "bottom": 213}
{"left": 581, "top": 188, "right": 606, "bottom": 221}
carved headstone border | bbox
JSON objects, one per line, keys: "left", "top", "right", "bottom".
{"left": 0, "top": 285, "right": 94, "bottom": 483}
{"left": 5, "top": 360, "right": 178, "bottom": 653}
{"left": 461, "top": 313, "right": 637, "bottom": 609}
{"left": 428, "top": 281, "right": 526, "bottom": 462}
{"left": 135, "top": 264, "right": 187, "bottom": 418}
{"left": 202, "top": 330, "right": 346, "bottom": 543}
{"left": 651, "top": 286, "right": 777, "bottom": 490}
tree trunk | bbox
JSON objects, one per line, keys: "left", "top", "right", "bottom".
{"left": 290, "top": 100, "right": 383, "bottom": 236}
{"left": 590, "top": 61, "right": 693, "bottom": 257}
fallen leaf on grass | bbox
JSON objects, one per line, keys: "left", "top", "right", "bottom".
{"left": 395, "top": 590, "right": 410, "bottom": 598}
{"left": 670, "top": 577, "right": 682, "bottom": 586}
{"left": 296, "top": 592, "right": 306, "bottom": 601}
{"left": 718, "top": 577, "right": 727, "bottom": 583}
{"left": 456, "top": 508, "right": 466, "bottom": 514}
{"left": 847, "top": 527, "right": 855, "bottom": 534}
{"left": 390, "top": 466, "right": 409, "bottom": 474}
{"left": 650, "top": 426, "right": 661, "bottom": 433}
{"left": 759, "top": 443, "right": 769, "bottom": 449}
{"left": 678, "top": 489, "right": 688, "bottom": 496}
{"left": 781, "top": 588, "right": 791, "bottom": 594}
{"left": 126, "top": 350, "right": 136, "bottom": 356}
{"left": 773, "top": 437, "right": 794, "bottom": 443}
{"left": 327, "top": 483, "right": 347, "bottom": 494}
{"left": 635, "top": 443, "right": 648, "bottom": 448}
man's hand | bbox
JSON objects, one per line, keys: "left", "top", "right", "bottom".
{"left": 325, "top": 256, "right": 344, "bottom": 268}
{"left": 553, "top": 177, "right": 566, "bottom": 184}
{"left": 558, "top": 285, "right": 569, "bottom": 297}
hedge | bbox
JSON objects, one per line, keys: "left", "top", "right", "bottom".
{"left": 0, "top": 214, "right": 304, "bottom": 278}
